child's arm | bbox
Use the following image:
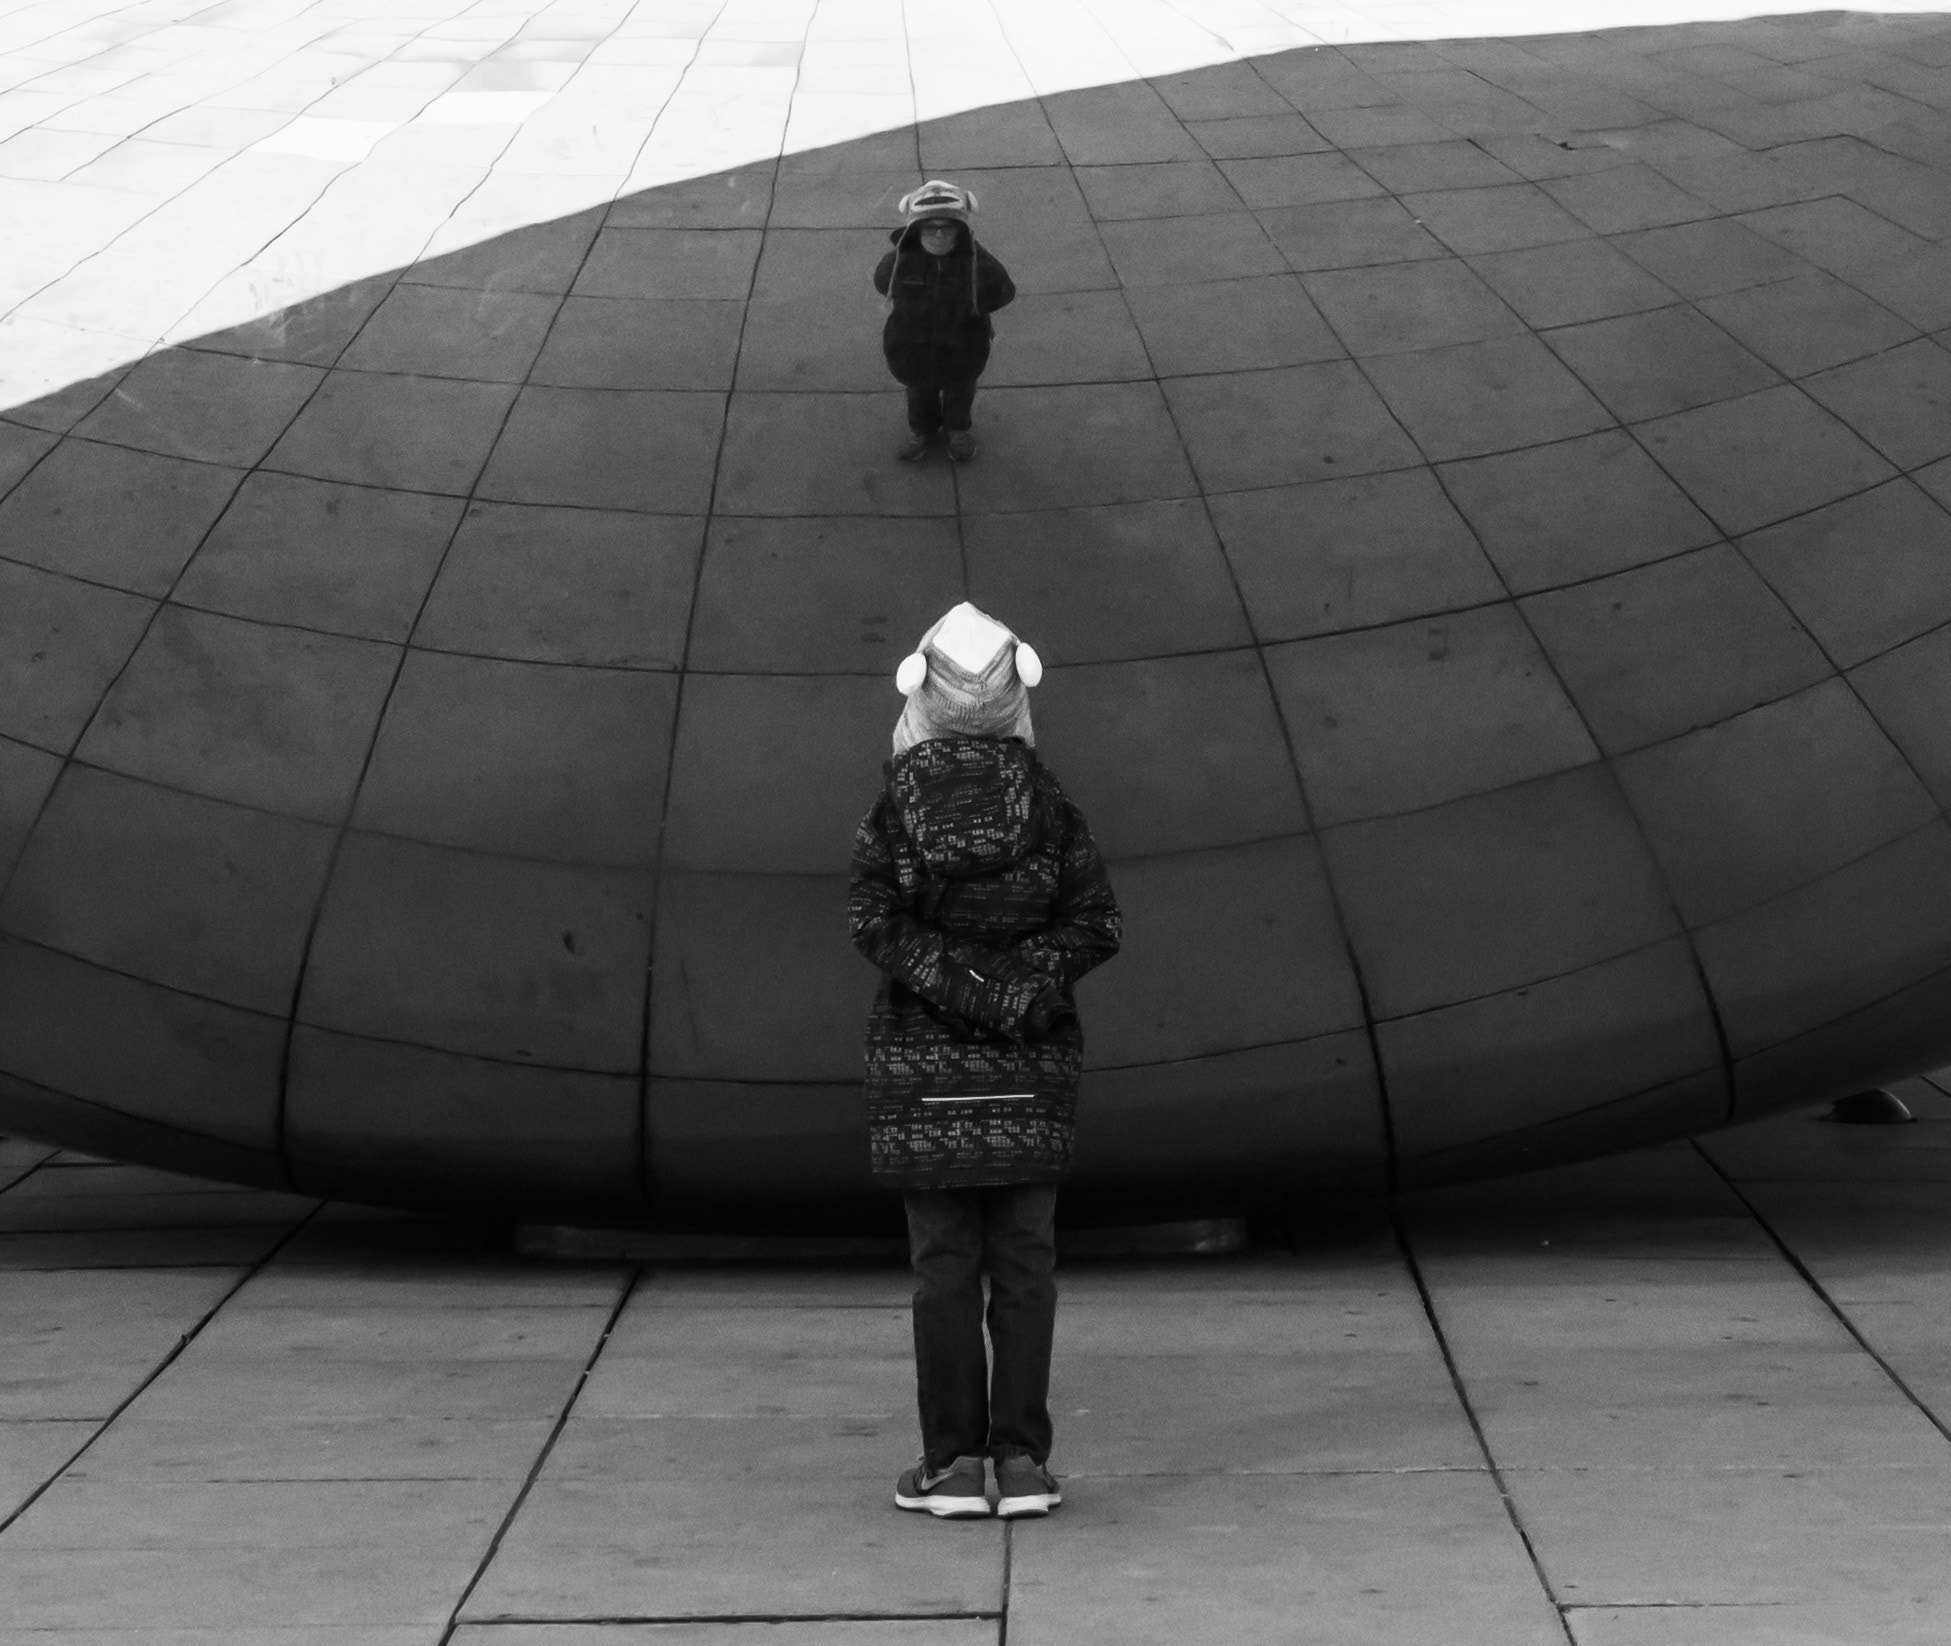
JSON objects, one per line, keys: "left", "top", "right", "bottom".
{"left": 975, "top": 247, "right": 1015, "bottom": 314}
{"left": 849, "top": 800, "right": 1059, "bottom": 1040}
{"left": 872, "top": 249, "right": 897, "bottom": 296}
{"left": 1010, "top": 799, "right": 1121, "bottom": 993}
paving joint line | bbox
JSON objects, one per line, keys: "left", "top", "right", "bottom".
{"left": 0, "top": 1198, "right": 324, "bottom": 1540}
{"left": 0, "top": 1143, "right": 57, "bottom": 1197}
{"left": 1392, "top": 1209, "right": 1578, "bottom": 1646}
{"left": 1692, "top": 1140, "right": 1951, "bottom": 1453}
{"left": 998, "top": 1514, "right": 1015, "bottom": 1646}
{"left": 1565, "top": 1599, "right": 1793, "bottom": 1609}
{"left": 1063, "top": 1463, "right": 1490, "bottom": 1477}
{"left": 468, "top": 1612, "right": 1004, "bottom": 1626}
{"left": 438, "top": 1262, "right": 645, "bottom": 1644}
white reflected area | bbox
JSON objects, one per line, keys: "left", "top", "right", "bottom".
{"left": 0, "top": 0, "right": 1945, "bottom": 406}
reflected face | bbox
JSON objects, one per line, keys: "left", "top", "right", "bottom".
{"left": 918, "top": 221, "right": 958, "bottom": 256}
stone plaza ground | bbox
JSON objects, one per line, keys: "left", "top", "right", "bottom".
{"left": 7, "top": 1085, "right": 1951, "bottom": 1642}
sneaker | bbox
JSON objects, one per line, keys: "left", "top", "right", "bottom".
{"left": 896, "top": 430, "right": 931, "bottom": 462}
{"left": 895, "top": 1454, "right": 991, "bottom": 1518}
{"left": 946, "top": 429, "right": 977, "bottom": 463}
{"left": 994, "top": 1454, "right": 1061, "bottom": 1518}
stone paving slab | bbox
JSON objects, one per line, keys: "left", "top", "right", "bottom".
{"left": 0, "top": 1227, "right": 287, "bottom": 1272}
{"left": 580, "top": 1304, "right": 912, "bottom": 1417}
{"left": 1006, "top": 1469, "right": 1564, "bottom": 1645}
{"left": 122, "top": 1351, "right": 592, "bottom": 1425}
{"left": 0, "top": 1268, "right": 238, "bottom": 1418}
{"left": 0, "top": 1634, "right": 439, "bottom": 1646}
{"left": 0, "top": 1468, "right": 514, "bottom": 1628}
{"left": 1512, "top": 1463, "right": 1951, "bottom": 1608}
{"left": 1056, "top": 1345, "right": 1480, "bottom": 1477}
{"left": 0, "top": 1139, "right": 53, "bottom": 1194}
{"left": 0, "top": 1544, "right": 475, "bottom": 1630}
{"left": 0, "top": 1420, "right": 90, "bottom": 1519}
{"left": 1052, "top": 1279, "right": 1482, "bottom": 1474}
{"left": 240, "top": 1264, "right": 627, "bottom": 1312}
{"left": 465, "top": 1412, "right": 1005, "bottom": 1622}
{"left": 0, "top": 1188, "right": 315, "bottom": 1233}
{"left": 1566, "top": 1601, "right": 1951, "bottom": 1644}
{"left": 63, "top": 1415, "right": 559, "bottom": 1485}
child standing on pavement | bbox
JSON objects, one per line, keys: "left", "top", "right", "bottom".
{"left": 849, "top": 602, "right": 1122, "bottom": 1520}
{"left": 873, "top": 181, "right": 1016, "bottom": 463}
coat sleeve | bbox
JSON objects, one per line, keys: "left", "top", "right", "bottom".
{"left": 872, "top": 249, "right": 896, "bottom": 296}
{"left": 974, "top": 246, "right": 1015, "bottom": 314}
{"left": 849, "top": 800, "right": 1052, "bottom": 1039}
{"left": 1009, "top": 799, "right": 1121, "bottom": 994}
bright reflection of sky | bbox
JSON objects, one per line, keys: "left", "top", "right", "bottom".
{"left": 0, "top": 0, "right": 1945, "bottom": 407}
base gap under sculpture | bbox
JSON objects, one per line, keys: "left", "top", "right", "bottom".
{"left": 512, "top": 1215, "right": 1251, "bottom": 1263}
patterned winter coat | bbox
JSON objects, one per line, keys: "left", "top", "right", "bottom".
{"left": 849, "top": 737, "right": 1121, "bottom": 1190}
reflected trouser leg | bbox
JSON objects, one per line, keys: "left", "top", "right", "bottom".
{"left": 906, "top": 380, "right": 944, "bottom": 435}
{"left": 982, "top": 1183, "right": 1058, "bottom": 1463}
{"left": 940, "top": 373, "right": 979, "bottom": 433}
{"left": 905, "top": 1188, "right": 989, "bottom": 1468}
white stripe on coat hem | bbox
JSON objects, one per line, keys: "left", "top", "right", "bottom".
{"left": 917, "top": 1093, "right": 1038, "bottom": 1103}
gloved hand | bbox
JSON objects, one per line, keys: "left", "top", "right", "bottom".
{"left": 1023, "top": 985, "right": 1075, "bottom": 1038}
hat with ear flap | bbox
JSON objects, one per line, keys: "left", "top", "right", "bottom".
{"left": 898, "top": 179, "right": 978, "bottom": 226}
{"left": 892, "top": 601, "right": 1041, "bottom": 756}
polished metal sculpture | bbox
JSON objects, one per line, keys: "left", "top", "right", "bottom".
{"left": 5, "top": 46, "right": 1951, "bottom": 1227}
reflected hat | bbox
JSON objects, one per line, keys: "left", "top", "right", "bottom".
{"left": 898, "top": 178, "right": 978, "bottom": 225}
{"left": 892, "top": 601, "right": 1041, "bottom": 756}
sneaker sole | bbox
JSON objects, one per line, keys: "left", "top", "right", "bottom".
{"left": 996, "top": 1492, "right": 1059, "bottom": 1518}
{"left": 895, "top": 1490, "right": 992, "bottom": 1518}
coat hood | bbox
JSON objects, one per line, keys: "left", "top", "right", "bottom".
{"left": 888, "top": 737, "right": 1038, "bottom": 877}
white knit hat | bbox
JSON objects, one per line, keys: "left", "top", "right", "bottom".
{"left": 892, "top": 601, "right": 1041, "bottom": 756}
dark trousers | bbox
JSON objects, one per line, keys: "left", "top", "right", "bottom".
{"left": 903, "top": 1183, "right": 1058, "bottom": 1468}
{"left": 905, "top": 373, "right": 979, "bottom": 434}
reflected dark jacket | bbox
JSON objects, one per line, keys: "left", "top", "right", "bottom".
{"left": 849, "top": 737, "right": 1121, "bottom": 1190}
{"left": 871, "top": 220, "right": 1016, "bottom": 386}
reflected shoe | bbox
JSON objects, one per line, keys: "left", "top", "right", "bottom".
{"left": 897, "top": 430, "right": 931, "bottom": 462}
{"left": 895, "top": 1455, "right": 991, "bottom": 1518}
{"left": 995, "top": 1454, "right": 1061, "bottom": 1518}
{"left": 946, "top": 429, "right": 977, "bottom": 462}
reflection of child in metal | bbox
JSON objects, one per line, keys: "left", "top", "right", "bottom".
{"left": 872, "top": 181, "right": 1016, "bottom": 463}
{"left": 849, "top": 602, "right": 1122, "bottom": 1521}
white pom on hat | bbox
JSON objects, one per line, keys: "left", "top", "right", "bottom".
{"left": 896, "top": 652, "right": 928, "bottom": 695}
{"left": 1015, "top": 643, "right": 1042, "bottom": 687}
